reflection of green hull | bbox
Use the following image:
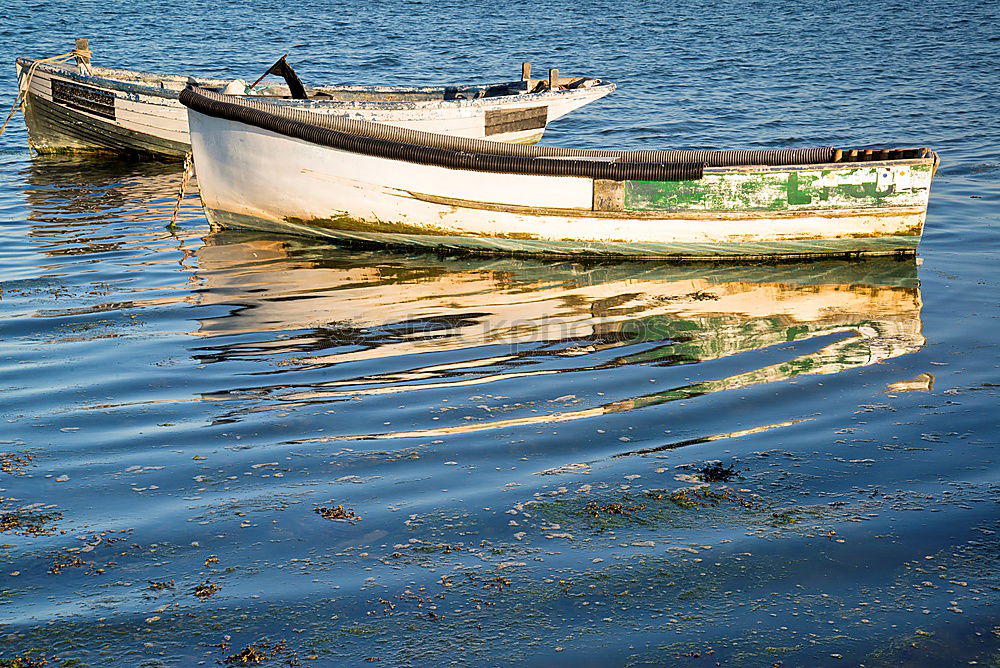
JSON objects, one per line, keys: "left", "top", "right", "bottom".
{"left": 616, "top": 319, "right": 920, "bottom": 414}
{"left": 618, "top": 311, "right": 917, "bottom": 366}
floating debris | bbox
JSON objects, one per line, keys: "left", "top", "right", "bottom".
{"left": 0, "top": 452, "right": 33, "bottom": 476}
{"left": 48, "top": 552, "right": 87, "bottom": 575}
{"left": 0, "top": 654, "right": 50, "bottom": 667}
{"left": 0, "top": 507, "right": 62, "bottom": 537}
{"left": 223, "top": 646, "right": 267, "bottom": 665}
{"left": 194, "top": 581, "right": 221, "bottom": 599}
{"left": 885, "top": 372, "right": 935, "bottom": 393}
{"left": 696, "top": 461, "right": 738, "bottom": 482}
{"left": 537, "top": 462, "right": 591, "bottom": 476}
{"left": 584, "top": 501, "right": 646, "bottom": 518}
{"left": 222, "top": 639, "right": 292, "bottom": 665}
{"left": 654, "top": 487, "right": 754, "bottom": 510}
{"left": 148, "top": 580, "right": 175, "bottom": 591}
{"left": 315, "top": 505, "right": 362, "bottom": 523}
{"left": 482, "top": 576, "right": 512, "bottom": 591}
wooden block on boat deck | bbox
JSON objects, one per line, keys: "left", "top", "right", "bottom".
{"left": 522, "top": 61, "right": 531, "bottom": 80}
{"left": 75, "top": 38, "right": 90, "bottom": 67}
{"left": 561, "top": 77, "right": 588, "bottom": 89}
{"left": 593, "top": 179, "right": 625, "bottom": 212}
{"left": 549, "top": 68, "right": 559, "bottom": 90}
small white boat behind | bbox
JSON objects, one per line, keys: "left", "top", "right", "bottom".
{"left": 15, "top": 41, "right": 614, "bottom": 157}
{"left": 182, "top": 86, "right": 939, "bottom": 261}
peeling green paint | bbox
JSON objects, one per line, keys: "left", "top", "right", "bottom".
{"left": 625, "top": 163, "right": 932, "bottom": 212}
{"left": 786, "top": 172, "right": 813, "bottom": 206}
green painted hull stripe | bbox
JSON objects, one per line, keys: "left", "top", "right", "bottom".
{"left": 624, "top": 164, "right": 931, "bottom": 212}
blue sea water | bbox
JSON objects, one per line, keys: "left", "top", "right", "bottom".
{"left": 0, "top": 0, "right": 998, "bottom": 665}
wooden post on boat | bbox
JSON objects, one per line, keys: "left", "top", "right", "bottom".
{"left": 75, "top": 38, "right": 92, "bottom": 75}
{"left": 548, "top": 68, "right": 559, "bottom": 90}
{"left": 521, "top": 62, "right": 533, "bottom": 92}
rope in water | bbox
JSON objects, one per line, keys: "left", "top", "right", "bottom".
{"left": 0, "top": 49, "right": 92, "bottom": 139}
{"left": 169, "top": 152, "right": 195, "bottom": 229}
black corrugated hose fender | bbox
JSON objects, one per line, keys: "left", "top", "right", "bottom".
{"left": 180, "top": 86, "right": 705, "bottom": 181}
{"left": 182, "top": 87, "right": 837, "bottom": 167}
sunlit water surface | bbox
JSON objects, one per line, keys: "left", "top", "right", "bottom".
{"left": 0, "top": 0, "right": 998, "bottom": 665}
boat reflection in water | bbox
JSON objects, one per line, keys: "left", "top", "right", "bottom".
{"left": 23, "top": 156, "right": 199, "bottom": 238}
{"left": 17, "top": 156, "right": 204, "bottom": 319}
{"left": 192, "top": 231, "right": 924, "bottom": 440}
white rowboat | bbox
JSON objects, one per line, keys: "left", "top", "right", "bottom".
{"left": 181, "top": 86, "right": 939, "bottom": 261}
{"left": 15, "top": 50, "right": 613, "bottom": 157}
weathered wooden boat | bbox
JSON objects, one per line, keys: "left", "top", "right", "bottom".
{"left": 181, "top": 85, "right": 939, "bottom": 261}
{"left": 14, "top": 42, "right": 613, "bottom": 157}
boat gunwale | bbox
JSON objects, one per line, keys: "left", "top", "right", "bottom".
{"left": 182, "top": 85, "right": 705, "bottom": 182}
{"left": 15, "top": 57, "right": 614, "bottom": 111}
{"left": 18, "top": 57, "right": 189, "bottom": 100}
{"left": 180, "top": 86, "right": 937, "bottom": 184}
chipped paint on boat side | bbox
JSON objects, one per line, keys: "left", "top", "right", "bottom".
{"left": 625, "top": 164, "right": 933, "bottom": 212}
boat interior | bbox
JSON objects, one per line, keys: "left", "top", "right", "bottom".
{"left": 28, "top": 59, "right": 603, "bottom": 102}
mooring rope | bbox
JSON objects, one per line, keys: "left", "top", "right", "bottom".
{"left": 169, "top": 152, "right": 195, "bottom": 229}
{"left": 0, "top": 49, "right": 92, "bottom": 139}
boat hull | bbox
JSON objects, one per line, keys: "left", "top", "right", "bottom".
{"left": 15, "top": 59, "right": 614, "bottom": 157}
{"left": 21, "top": 84, "right": 190, "bottom": 157}
{"left": 188, "top": 109, "right": 935, "bottom": 260}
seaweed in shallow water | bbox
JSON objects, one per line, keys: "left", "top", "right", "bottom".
{"left": 315, "top": 505, "right": 362, "bottom": 523}
{"left": 696, "top": 460, "right": 738, "bottom": 482}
